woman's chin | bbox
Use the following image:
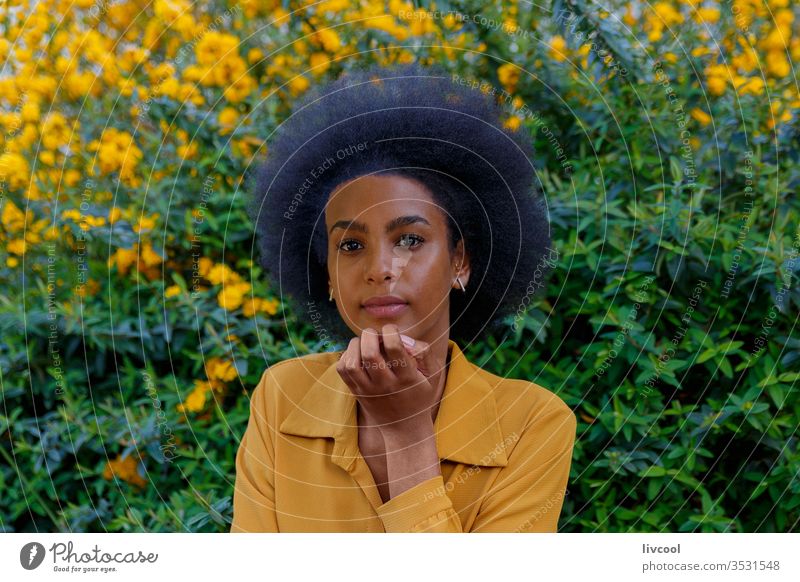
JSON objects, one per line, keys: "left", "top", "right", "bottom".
{"left": 355, "top": 312, "right": 415, "bottom": 333}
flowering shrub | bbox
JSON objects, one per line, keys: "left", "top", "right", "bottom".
{"left": 1, "top": 0, "right": 798, "bottom": 531}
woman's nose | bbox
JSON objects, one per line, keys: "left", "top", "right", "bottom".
{"left": 364, "top": 244, "right": 399, "bottom": 283}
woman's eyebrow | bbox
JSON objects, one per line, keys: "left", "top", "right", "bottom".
{"left": 328, "top": 215, "right": 431, "bottom": 235}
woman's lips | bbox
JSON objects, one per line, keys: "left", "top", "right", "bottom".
{"left": 361, "top": 302, "right": 409, "bottom": 318}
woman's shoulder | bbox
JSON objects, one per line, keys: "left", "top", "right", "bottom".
{"left": 252, "top": 349, "right": 343, "bottom": 402}
{"left": 473, "top": 364, "right": 576, "bottom": 436}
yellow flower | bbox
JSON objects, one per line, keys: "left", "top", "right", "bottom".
{"left": 194, "top": 32, "right": 252, "bottom": 100}
{"left": 732, "top": 42, "right": 758, "bottom": 73}
{"left": 77, "top": 215, "right": 107, "bottom": 231}
{"left": 705, "top": 64, "right": 729, "bottom": 96}
{"left": 648, "top": 22, "right": 664, "bottom": 42}
{"left": 205, "top": 357, "right": 238, "bottom": 383}
{"left": 211, "top": 55, "right": 247, "bottom": 86}
{"left": 64, "top": 169, "right": 82, "bottom": 187}
{"left": 409, "top": 11, "right": 438, "bottom": 36}
{"left": 624, "top": 3, "right": 638, "bottom": 26}
{"left": 21, "top": 100, "right": 40, "bottom": 123}
{"left": 242, "top": 296, "right": 281, "bottom": 317}
{"left": 108, "top": 207, "right": 122, "bottom": 224}
{"left": 247, "top": 48, "right": 263, "bottom": 64}
{"left": 2, "top": 199, "right": 27, "bottom": 232}
{"left": 497, "top": 63, "right": 520, "bottom": 91}
{"left": 89, "top": 128, "right": 142, "bottom": 186}
{"left": 737, "top": 76, "right": 764, "bottom": 96}
{"left": 223, "top": 74, "right": 256, "bottom": 103}
{"left": 195, "top": 31, "right": 240, "bottom": 68}
{"left": 761, "top": 28, "right": 789, "bottom": 52}
{"left": 690, "top": 108, "right": 712, "bottom": 126}
{"left": 0, "top": 152, "right": 30, "bottom": 191}
{"left": 232, "top": 138, "right": 254, "bottom": 160}
{"left": 205, "top": 262, "right": 241, "bottom": 285}
{"left": 182, "top": 65, "right": 204, "bottom": 84}
{"left": 775, "top": 7, "right": 794, "bottom": 23}
{"left": 198, "top": 257, "right": 213, "bottom": 277}
{"left": 364, "top": 15, "right": 410, "bottom": 40}
{"left": 7, "top": 239, "right": 26, "bottom": 255}
{"left": 217, "top": 281, "right": 251, "bottom": 311}
{"left": 134, "top": 213, "right": 159, "bottom": 233}
{"left": 694, "top": 7, "right": 720, "bottom": 24}
{"left": 503, "top": 116, "right": 522, "bottom": 131}
{"left": 218, "top": 107, "right": 238, "bottom": 135}
{"left": 288, "top": 75, "right": 310, "bottom": 96}
{"left": 177, "top": 141, "right": 198, "bottom": 159}
{"left": 312, "top": 28, "right": 341, "bottom": 52}
{"left": 549, "top": 35, "right": 567, "bottom": 62}
{"left": 766, "top": 51, "right": 790, "bottom": 77}
{"left": 108, "top": 246, "right": 138, "bottom": 275}
{"left": 663, "top": 52, "right": 679, "bottom": 64}
{"left": 310, "top": 52, "right": 332, "bottom": 76}
{"left": 154, "top": 0, "right": 192, "bottom": 29}
{"left": 63, "top": 70, "right": 95, "bottom": 99}
{"left": 261, "top": 298, "right": 280, "bottom": 315}
{"left": 139, "top": 242, "right": 163, "bottom": 267}
{"left": 501, "top": 19, "right": 518, "bottom": 35}
{"left": 102, "top": 454, "right": 147, "bottom": 488}
{"left": 42, "top": 111, "right": 74, "bottom": 150}
{"left": 62, "top": 209, "right": 85, "bottom": 226}
{"left": 76, "top": 279, "right": 101, "bottom": 298}
{"left": 320, "top": 0, "right": 353, "bottom": 13}
{"left": 242, "top": 297, "right": 259, "bottom": 317}
{"left": 706, "top": 76, "right": 726, "bottom": 95}
{"left": 177, "top": 380, "right": 213, "bottom": 413}
{"left": 653, "top": 2, "right": 683, "bottom": 26}
{"left": 118, "top": 47, "right": 149, "bottom": 74}
{"left": 164, "top": 285, "right": 182, "bottom": 298}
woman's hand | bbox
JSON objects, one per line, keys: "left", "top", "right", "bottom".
{"left": 336, "top": 324, "right": 438, "bottom": 435}
{"left": 337, "top": 324, "right": 444, "bottom": 499}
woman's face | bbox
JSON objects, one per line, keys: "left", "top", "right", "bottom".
{"left": 325, "top": 174, "right": 470, "bottom": 343}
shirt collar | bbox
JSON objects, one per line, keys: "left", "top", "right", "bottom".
{"left": 278, "top": 339, "right": 509, "bottom": 468}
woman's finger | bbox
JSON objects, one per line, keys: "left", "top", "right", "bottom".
{"left": 379, "top": 325, "right": 415, "bottom": 380}
{"left": 401, "top": 337, "right": 435, "bottom": 378}
{"left": 337, "top": 337, "right": 369, "bottom": 395}
{"left": 361, "top": 327, "right": 400, "bottom": 389}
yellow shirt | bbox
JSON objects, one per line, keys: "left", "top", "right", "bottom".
{"left": 231, "top": 339, "right": 576, "bottom": 532}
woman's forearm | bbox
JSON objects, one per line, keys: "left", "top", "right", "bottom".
{"left": 380, "top": 416, "right": 441, "bottom": 499}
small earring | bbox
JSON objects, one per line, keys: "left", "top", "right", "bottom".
{"left": 456, "top": 277, "right": 466, "bottom": 292}
{"left": 329, "top": 288, "right": 334, "bottom": 301}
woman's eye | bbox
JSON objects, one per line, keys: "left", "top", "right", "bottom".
{"left": 338, "top": 239, "right": 363, "bottom": 252}
{"left": 337, "top": 235, "right": 423, "bottom": 252}
{"left": 397, "top": 234, "right": 424, "bottom": 249}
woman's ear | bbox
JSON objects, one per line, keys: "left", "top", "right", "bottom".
{"left": 452, "top": 238, "right": 471, "bottom": 290}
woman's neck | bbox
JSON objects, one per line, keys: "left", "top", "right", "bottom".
{"left": 426, "top": 338, "right": 452, "bottom": 423}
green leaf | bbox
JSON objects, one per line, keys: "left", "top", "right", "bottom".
{"left": 639, "top": 466, "right": 667, "bottom": 478}
{"left": 719, "top": 358, "right": 733, "bottom": 379}
{"left": 697, "top": 348, "right": 717, "bottom": 363}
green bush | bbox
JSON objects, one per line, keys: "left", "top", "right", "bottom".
{"left": 1, "top": 0, "right": 798, "bottom": 532}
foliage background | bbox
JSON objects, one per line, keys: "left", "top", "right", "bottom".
{"left": 1, "top": 0, "right": 799, "bottom": 532}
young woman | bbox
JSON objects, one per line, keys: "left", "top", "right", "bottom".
{"left": 231, "top": 62, "right": 576, "bottom": 532}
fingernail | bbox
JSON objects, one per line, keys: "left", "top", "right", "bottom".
{"left": 400, "top": 334, "right": 415, "bottom": 347}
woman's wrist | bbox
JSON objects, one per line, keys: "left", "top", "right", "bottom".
{"left": 379, "top": 413, "right": 435, "bottom": 446}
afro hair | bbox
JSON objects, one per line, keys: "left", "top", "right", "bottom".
{"left": 247, "top": 61, "right": 552, "bottom": 347}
